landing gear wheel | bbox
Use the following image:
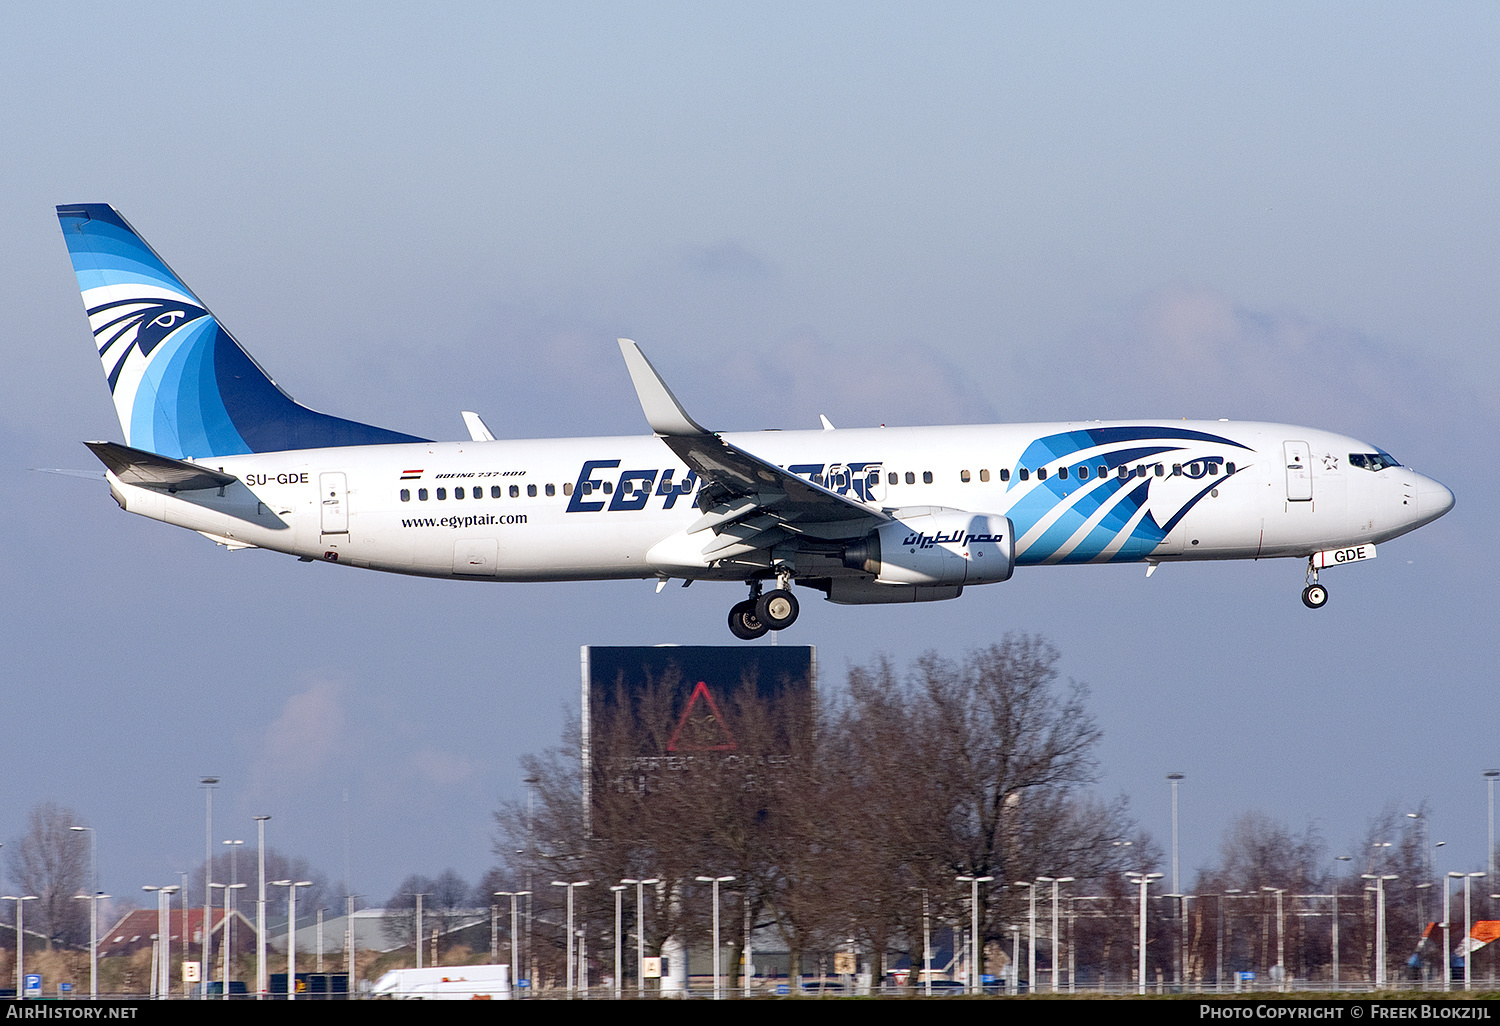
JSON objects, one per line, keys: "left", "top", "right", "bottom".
{"left": 1301, "top": 584, "right": 1329, "bottom": 609}
{"left": 728, "top": 600, "right": 769, "bottom": 640}
{"left": 755, "top": 589, "right": 800, "bottom": 631}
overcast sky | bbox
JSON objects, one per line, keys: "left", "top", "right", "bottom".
{"left": 2, "top": 3, "right": 1496, "bottom": 915}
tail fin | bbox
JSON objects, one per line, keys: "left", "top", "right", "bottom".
{"left": 56, "top": 204, "right": 427, "bottom": 458}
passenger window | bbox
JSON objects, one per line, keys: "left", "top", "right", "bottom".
{"left": 436, "top": 488, "right": 447, "bottom": 500}
{"left": 603, "top": 481, "right": 612, "bottom": 494}
{"left": 1058, "top": 466, "right": 1068, "bottom": 480}
{"left": 1077, "top": 466, "right": 1088, "bottom": 480}
{"left": 418, "top": 488, "right": 429, "bottom": 501}
{"left": 454, "top": 487, "right": 464, "bottom": 500}
{"left": 1135, "top": 465, "right": 1146, "bottom": 477}
{"left": 905, "top": 471, "right": 915, "bottom": 485}
{"left": 491, "top": 486, "right": 501, "bottom": 498}
{"left": 1019, "top": 468, "right": 1029, "bottom": 481}
{"left": 510, "top": 485, "right": 520, "bottom": 498}
{"left": 922, "top": 471, "right": 933, "bottom": 484}
{"left": 1208, "top": 464, "right": 1219, "bottom": 476}
{"left": 1172, "top": 464, "right": 1183, "bottom": 476}
{"left": 528, "top": 484, "right": 537, "bottom": 497}
{"left": 979, "top": 469, "right": 990, "bottom": 482}
{"left": 1154, "top": 465, "right": 1164, "bottom": 477}
{"left": 546, "top": 483, "right": 556, "bottom": 496}
{"left": 999, "top": 469, "right": 1011, "bottom": 482}
{"left": 1098, "top": 465, "right": 1107, "bottom": 478}
{"left": 1037, "top": 467, "right": 1048, "bottom": 481}
{"left": 960, "top": 470, "right": 971, "bottom": 483}
{"left": 400, "top": 489, "right": 410, "bottom": 502}
{"left": 812, "top": 474, "right": 823, "bottom": 486}
{"left": 1225, "top": 462, "right": 1235, "bottom": 475}
{"left": 888, "top": 472, "right": 898, "bottom": 485}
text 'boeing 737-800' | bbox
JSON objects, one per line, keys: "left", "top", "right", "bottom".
{"left": 56, "top": 204, "right": 1454, "bottom": 638}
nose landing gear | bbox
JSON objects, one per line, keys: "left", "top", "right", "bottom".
{"left": 1301, "top": 558, "right": 1329, "bottom": 609}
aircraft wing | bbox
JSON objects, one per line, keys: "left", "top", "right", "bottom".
{"left": 84, "top": 440, "right": 239, "bottom": 492}
{"left": 619, "top": 340, "right": 887, "bottom": 560}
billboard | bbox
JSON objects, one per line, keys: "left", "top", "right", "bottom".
{"left": 581, "top": 646, "right": 815, "bottom": 834}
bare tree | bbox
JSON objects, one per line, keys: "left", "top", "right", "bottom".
{"left": 190, "top": 846, "right": 328, "bottom": 918}
{"left": 6, "top": 802, "right": 89, "bottom": 949}
{"left": 493, "top": 634, "right": 1133, "bottom": 989}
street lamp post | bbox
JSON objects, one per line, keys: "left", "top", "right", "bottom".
{"left": 550, "top": 881, "right": 590, "bottom": 994}
{"left": 403, "top": 892, "right": 430, "bottom": 970}
{"left": 69, "top": 826, "right": 99, "bottom": 999}
{"left": 919, "top": 889, "right": 932, "bottom": 996}
{"left": 495, "top": 890, "right": 530, "bottom": 989}
{"left": 1332, "top": 855, "right": 1351, "bottom": 990}
{"left": 954, "top": 874, "right": 993, "bottom": 993}
{"left": 72, "top": 891, "right": 111, "bottom": 1000}
{"left": 253, "top": 815, "right": 270, "bottom": 999}
{"left": 1442, "top": 871, "right": 1454, "bottom": 992}
{"left": 222, "top": 839, "right": 243, "bottom": 998}
{"left": 1362, "top": 872, "right": 1399, "bottom": 988}
{"left": 1262, "top": 887, "right": 1287, "bottom": 991}
{"left": 610, "top": 885, "right": 626, "bottom": 997}
{"left": 620, "top": 878, "right": 659, "bottom": 996}
{"left": 695, "top": 876, "right": 735, "bottom": 999}
{"left": 1486, "top": 769, "right": 1499, "bottom": 983}
{"left": 271, "top": 880, "right": 311, "bottom": 1000}
{"left": 1450, "top": 871, "right": 1485, "bottom": 991}
{"left": 211, "top": 882, "right": 247, "bottom": 997}
{"left": 1167, "top": 772, "right": 1185, "bottom": 986}
{"left": 2, "top": 895, "right": 38, "bottom": 999}
{"left": 140, "top": 886, "right": 177, "bottom": 998}
{"left": 1048, "top": 877, "right": 1074, "bottom": 993}
{"left": 1014, "top": 880, "right": 1036, "bottom": 992}
{"left": 1127, "top": 872, "right": 1163, "bottom": 995}
{"left": 200, "top": 776, "right": 219, "bottom": 999}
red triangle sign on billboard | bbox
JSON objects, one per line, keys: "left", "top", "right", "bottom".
{"left": 666, "top": 681, "right": 737, "bottom": 752}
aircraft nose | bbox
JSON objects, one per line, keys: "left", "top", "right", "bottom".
{"left": 1416, "top": 476, "right": 1455, "bottom": 520}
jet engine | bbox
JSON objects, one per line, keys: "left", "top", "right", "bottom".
{"left": 841, "top": 509, "right": 1015, "bottom": 587}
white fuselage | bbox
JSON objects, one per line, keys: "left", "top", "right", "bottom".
{"left": 101, "top": 420, "right": 1453, "bottom": 590}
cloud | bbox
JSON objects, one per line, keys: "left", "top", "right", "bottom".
{"left": 1054, "top": 283, "right": 1470, "bottom": 436}
{"left": 681, "top": 241, "right": 776, "bottom": 280}
{"left": 252, "top": 677, "right": 347, "bottom": 790}
{"left": 408, "top": 747, "right": 479, "bottom": 786}
{"left": 712, "top": 327, "right": 1000, "bottom": 429}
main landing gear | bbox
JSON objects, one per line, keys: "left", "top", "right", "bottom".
{"left": 1301, "top": 558, "right": 1329, "bottom": 609}
{"left": 727, "top": 573, "right": 801, "bottom": 640}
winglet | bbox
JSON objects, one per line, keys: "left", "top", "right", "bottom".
{"left": 617, "top": 339, "right": 711, "bottom": 436}
{"left": 461, "top": 411, "right": 496, "bottom": 441}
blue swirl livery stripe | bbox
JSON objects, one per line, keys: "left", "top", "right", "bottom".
{"left": 58, "top": 204, "right": 430, "bottom": 459}
{"left": 1009, "top": 426, "right": 1253, "bottom": 565}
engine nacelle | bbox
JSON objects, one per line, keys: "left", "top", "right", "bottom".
{"left": 842, "top": 509, "right": 1015, "bottom": 587}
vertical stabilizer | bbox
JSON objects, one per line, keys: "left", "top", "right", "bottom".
{"left": 56, "top": 204, "right": 427, "bottom": 458}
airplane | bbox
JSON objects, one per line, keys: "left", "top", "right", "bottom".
{"left": 56, "top": 203, "right": 1455, "bottom": 639}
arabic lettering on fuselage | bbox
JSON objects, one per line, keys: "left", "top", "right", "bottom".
{"left": 903, "top": 531, "right": 1005, "bottom": 549}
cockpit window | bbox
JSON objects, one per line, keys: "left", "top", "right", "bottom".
{"left": 1349, "top": 451, "right": 1400, "bottom": 472}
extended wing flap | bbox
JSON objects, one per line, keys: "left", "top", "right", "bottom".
{"left": 619, "top": 341, "right": 890, "bottom": 558}
{"left": 84, "top": 440, "right": 238, "bottom": 491}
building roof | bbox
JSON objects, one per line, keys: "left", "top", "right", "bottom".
{"left": 98, "top": 907, "right": 257, "bottom": 958}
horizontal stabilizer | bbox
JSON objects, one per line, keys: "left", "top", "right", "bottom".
{"left": 84, "top": 441, "right": 238, "bottom": 492}
{"left": 32, "top": 467, "right": 107, "bottom": 481}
